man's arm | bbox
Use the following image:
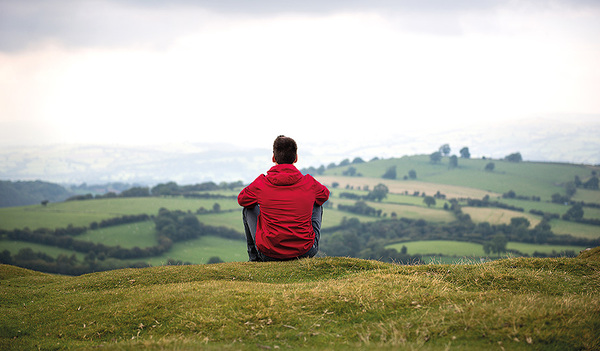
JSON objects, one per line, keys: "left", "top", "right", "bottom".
{"left": 238, "top": 180, "right": 260, "bottom": 208}
{"left": 314, "top": 181, "right": 330, "bottom": 206}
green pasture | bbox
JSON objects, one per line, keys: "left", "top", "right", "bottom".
{"left": 507, "top": 242, "right": 587, "bottom": 255}
{"left": 141, "top": 235, "right": 247, "bottom": 266}
{"left": 572, "top": 188, "right": 600, "bottom": 203}
{"left": 499, "top": 198, "right": 570, "bottom": 215}
{"left": 77, "top": 221, "right": 158, "bottom": 248}
{"left": 0, "top": 241, "right": 86, "bottom": 260}
{"left": 323, "top": 155, "right": 599, "bottom": 201}
{"left": 320, "top": 175, "right": 496, "bottom": 200}
{"left": 462, "top": 206, "right": 542, "bottom": 226}
{"left": 388, "top": 240, "right": 587, "bottom": 259}
{"left": 0, "top": 197, "right": 240, "bottom": 230}
{"left": 389, "top": 240, "right": 486, "bottom": 257}
{"left": 550, "top": 219, "right": 600, "bottom": 239}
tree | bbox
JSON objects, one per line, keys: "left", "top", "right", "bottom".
{"left": 430, "top": 151, "right": 442, "bottom": 163}
{"left": 423, "top": 196, "right": 436, "bottom": 207}
{"left": 439, "top": 144, "right": 451, "bottom": 156}
{"left": 352, "top": 157, "right": 365, "bottom": 164}
{"left": 382, "top": 166, "right": 396, "bottom": 180}
{"left": 505, "top": 152, "right": 522, "bottom": 162}
{"left": 449, "top": 155, "right": 458, "bottom": 169}
{"left": 484, "top": 162, "right": 495, "bottom": 172}
{"left": 212, "top": 203, "right": 221, "bottom": 213}
{"left": 460, "top": 147, "right": 471, "bottom": 159}
{"left": 41, "top": 200, "right": 49, "bottom": 206}
{"left": 563, "top": 204, "right": 584, "bottom": 220}
{"left": 367, "top": 183, "right": 389, "bottom": 202}
{"left": 207, "top": 256, "right": 224, "bottom": 264}
{"left": 408, "top": 169, "right": 417, "bottom": 179}
{"left": 343, "top": 166, "right": 357, "bottom": 176}
{"left": 565, "top": 181, "right": 577, "bottom": 198}
{"left": 583, "top": 176, "right": 599, "bottom": 190}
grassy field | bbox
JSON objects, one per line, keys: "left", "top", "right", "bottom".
{"left": 0, "top": 197, "right": 240, "bottom": 231}
{"left": 462, "top": 207, "right": 542, "bottom": 227}
{"left": 323, "top": 156, "right": 600, "bottom": 201}
{"left": 141, "top": 235, "right": 247, "bottom": 265}
{"left": 550, "top": 219, "right": 600, "bottom": 239}
{"left": 319, "top": 175, "right": 498, "bottom": 200}
{"left": 0, "top": 241, "right": 86, "bottom": 260}
{"left": 388, "top": 240, "right": 588, "bottom": 257}
{"left": 77, "top": 221, "right": 158, "bottom": 248}
{"left": 1, "top": 254, "right": 599, "bottom": 350}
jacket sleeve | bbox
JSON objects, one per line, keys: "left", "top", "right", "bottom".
{"left": 238, "top": 178, "right": 260, "bottom": 208}
{"left": 314, "top": 180, "right": 330, "bottom": 206}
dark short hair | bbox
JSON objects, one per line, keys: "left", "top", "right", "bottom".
{"left": 273, "top": 135, "right": 297, "bottom": 164}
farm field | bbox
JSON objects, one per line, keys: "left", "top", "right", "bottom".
{"left": 0, "top": 197, "right": 240, "bottom": 231}
{"left": 387, "top": 240, "right": 587, "bottom": 261}
{"left": 140, "top": 235, "right": 247, "bottom": 265}
{"left": 318, "top": 175, "right": 497, "bottom": 200}
{"left": 462, "top": 207, "right": 542, "bottom": 227}
{"left": 77, "top": 221, "right": 158, "bottom": 248}
{"left": 323, "top": 156, "right": 599, "bottom": 201}
{"left": 0, "top": 241, "right": 86, "bottom": 260}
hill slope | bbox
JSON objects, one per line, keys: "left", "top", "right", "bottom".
{"left": 0, "top": 180, "right": 72, "bottom": 208}
{"left": 1, "top": 255, "right": 599, "bottom": 350}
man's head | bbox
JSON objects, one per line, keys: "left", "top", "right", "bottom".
{"left": 273, "top": 135, "right": 298, "bottom": 164}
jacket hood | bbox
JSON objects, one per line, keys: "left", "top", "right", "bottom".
{"left": 266, "top": 164, "right": 303, "bottom": 186}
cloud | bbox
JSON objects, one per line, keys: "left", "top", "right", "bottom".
{"left": 2, "top": 0, "right": 599, "bottom": 52}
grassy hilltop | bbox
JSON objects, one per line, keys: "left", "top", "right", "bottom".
{"left": 2, "top": 252, "right": 600, "bottom": 350}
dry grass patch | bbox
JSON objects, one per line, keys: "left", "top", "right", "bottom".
{"left": 317, "top": 176, "right": 499, "bottom": 199}
{"left": 462, "top": 207, "right": 541, "bottom": 226}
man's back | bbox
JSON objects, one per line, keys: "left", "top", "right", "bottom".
{"left": 238, "top": 163, "right": 329, "bottom": 259}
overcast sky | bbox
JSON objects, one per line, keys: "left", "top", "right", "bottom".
{"left": 1, "top": 0, "right": 599, "bottom": 158}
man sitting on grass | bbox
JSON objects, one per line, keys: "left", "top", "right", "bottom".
{"left": 238, "top": 135, "right": 330, "bottom": 261}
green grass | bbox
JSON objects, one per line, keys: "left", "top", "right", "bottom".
{"left": 462, "top": 206, "right": 542, "bottom": 227}
{"left": 387, "top": 240, "right": 587, "bottom": 265}
{"left": 549, "top": 219, "right": 600, "bottom": 239}
{"left": 141, "top": 236, "right": 247, "bottom": 266}
{"left": 0, "top": 241, "right": 86, "bottom": 260}
{"left": 1, "top": 255, "right": 599, "bottom": 350}
{"left": 506, "top": 242, "right": 587, "bottom": 255}
{"left": 388, "top": 240, "right": 487, "bottom": 257}
{"left": 77, "top": 221, "right": 158, "bottom": 248}
{"left": 0, "top": 197, "right": 240, "bottom": 231}
{"left": 323, "top": 156, "right": 600, "bottom": 202}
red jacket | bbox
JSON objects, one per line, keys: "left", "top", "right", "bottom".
{"left": 238, "top": 164, "right": 330, "bottom": 259}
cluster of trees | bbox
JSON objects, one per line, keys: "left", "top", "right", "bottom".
{"left": 321, "top": 217, "right": 424, "bottom": 264}
{"left": 574, "top": 173, "right": 599, "bottom": 190}
{"left": 66, "top": 181, "right": 245, "bottom": 202}
{"left": 322, "top": 205, "right": 597, "bottom": 263}
{"left": 381, "top": 166, "right": 417, "bottom": 180}
{"left": 66, "top": 186, "right": 152, "bottom": 201}
{"left": 338, "top": 201, "right": 382, "bottom": 217}
{"left": 302, "top": 157, "right": 376, "bottom": 176}
{"left": 151, "top": 181, "right": 244, "bottom": 196}
{"left": 155, "top": 208, "right": 242, "bottom": 242}
{"left": 338, "top": 184, "right": 390, "bottom": 205}
{"left": 90, "top": 214, "right": 150, "bottom": 229}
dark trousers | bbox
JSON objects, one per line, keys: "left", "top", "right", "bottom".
{"left": 242, "top": 205, "right": 323, "bottom": 261}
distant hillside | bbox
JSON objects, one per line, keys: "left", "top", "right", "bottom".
{"left": 0, "top": 180, "right": 72, "bottom": 207}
